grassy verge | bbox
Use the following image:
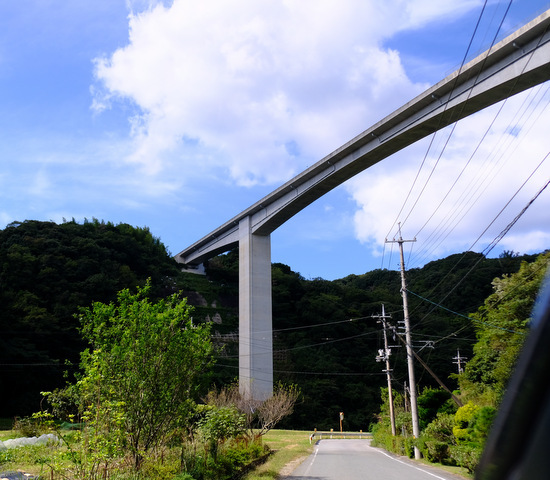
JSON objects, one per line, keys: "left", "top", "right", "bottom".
{"left": 416, "top": 458, "right": 472, "bottom": 479}
{"left": 245, "top": 431, "right": 471, "bottom": 480}
{"left": 243, "top": 430, "right": 314, "bottom": 480}
{"left": 0, "top": 431, "right": 51, "bottom": 477}
{"left": 0, "top": 428, "right": 314, "bottom": 479}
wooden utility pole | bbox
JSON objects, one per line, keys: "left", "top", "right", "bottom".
{"left": 375, "top": 305, "right": 396, "bottom": 436}
{"left": 386, "top": 224, "right": 420, "bottom": 459}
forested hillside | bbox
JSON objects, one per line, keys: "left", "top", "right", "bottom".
{"left": 0, "top": 219, "right": 542, "bottom": 432}
{"left": 202, "top": 249, "right": 538, "bottom": 431}
{"left": 0, "top": 219, "right": 181, "bottom": 414}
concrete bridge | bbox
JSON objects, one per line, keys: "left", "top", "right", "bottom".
{"left": 176, "top": 10, "right": 550, "bottom": 401}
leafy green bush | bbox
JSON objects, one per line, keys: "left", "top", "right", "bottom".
{"left": 197, "top": 406, "right": 245, "bottom": 460}
{"left": 449, "top": 444, "right": 482, "bottom": 474}
{"left": 371, "top": 423, "right": 415, "bottom": 458}
{"left": 418, "top": 438, "right": 450, "bottom": 464}
{"left": 13, "top": 416, "right": 49, "bottom": 437}
{"left": 418, "top": 412, "right": 456, "bottom": 464}
{"left": 417, "top": 388, "right": 456, "bottom": 431}
{"left": 173, "top": 474, "right": 195, "bottom": 480}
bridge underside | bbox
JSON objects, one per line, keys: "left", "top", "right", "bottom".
{"left": 176, "top": 11, "right": 550, "bottom": 400}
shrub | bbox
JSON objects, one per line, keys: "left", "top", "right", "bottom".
{"left": 470, "top": 406, "right": 496, "bottom": 441}
{"left": 418, "top": 412, "right": 456, "bottom": 465}
{"left": 421, "top": 439, "right": 450, "bottom": 464}
{"left": 453, "top": 402, "right": 479, "bottom": 443}
{"left": 197, "top": 406, "right": 245, "bottom": 460}
{"left": 371, "top": 423, "right": 415, "bottom": 459}
{"left": 13, "top": 416, "right": 49, "bottom": 437}
{"left": 449, "top": 444, "right": 482, "bottom": 474}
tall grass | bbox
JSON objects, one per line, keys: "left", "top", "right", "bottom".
{"left": 0, "top": 428, "right": 314, "bottom": 480}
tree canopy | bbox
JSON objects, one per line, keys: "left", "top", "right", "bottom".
{"left": 73, "top": 282, "right": 214, "bottom": 470}
{"left": 459, "top": 252, "right": 550, "bottom": 403}
{"left": 0, "top": 219, "right": 181, "bottom": 414}
{"left": 1, "top": 218, "right": 545, "bottom": 434}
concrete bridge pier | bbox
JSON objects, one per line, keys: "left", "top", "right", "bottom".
{"left": 238, "top": 216, "right": 273, "bottom": 401}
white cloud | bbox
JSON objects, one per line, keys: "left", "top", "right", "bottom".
{"left": 92, "top": 0, "right": 480, "bottom": 185}
{"left": 347, "top": 86, "right": 550, "bottom": 265}
{"left": 91, "top": 0, "right": 550, "bottom": 266}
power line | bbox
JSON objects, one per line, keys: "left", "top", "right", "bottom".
{"left": 407, "top": 288, "right": 527, "bottom": 335}
{"left": 215, "top": 363, "right": 385, "bottom": 377}
{"left": 399, "top": 1, "right": 514, "bottom": 237}
{"left": 385, "top": 0, "right": 491, "bottom": 243}
{"left": 220, "top": 330, "right": 379, "bottom": 359}
{"left": 388, "top": 0, "right": 550, "bottom": 280}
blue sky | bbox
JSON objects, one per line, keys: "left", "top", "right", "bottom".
{"left": 1, "top": 0, "right": 549, "bottom": 280}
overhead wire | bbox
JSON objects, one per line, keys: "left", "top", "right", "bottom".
{"left": 398, "top": 7, "right": 550, "bottom": 309}
{"left": 405, "top": 100, "right": 550, "bottom": 318}
{"left": 406, "top": 171, "right": 550, "bottom": 330}
{"left": 387, "top": 0, "right": 550, "bottom": 278}
{"left": 400, "top": 0, "right": 514, "bottom": 237}
{"left": 409, "top": 81, "right": 550, "bottom": 269}
{"left": 215, "top": 363, "right": 386, "bottom": 377}
{"left": 407, "top": 288, "right": 527, "bottom": 335}
{"left": 221, "top": 330, "right": 379, "bottom": 359}
{"left": 384, "top": 0, "right": 491, "bottom": 243}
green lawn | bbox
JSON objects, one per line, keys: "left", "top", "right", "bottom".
{"left": 243, "top": 430, "right": 314, "bottom": 480}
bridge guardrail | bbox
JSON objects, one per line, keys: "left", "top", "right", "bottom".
{"left": 309, "top": 430, "right": 372, "bottom": 443}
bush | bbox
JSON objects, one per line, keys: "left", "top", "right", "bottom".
{"left": 449, "top": 444, "right": 482, "bottom": 474}
{"left": 418, "top": 412, "right": 456, "bottom": 465}
{"left": 423, "top": 412, "right": 455, "bottom": 442}
{"left": 173, "top": 474, "right": 195, "bottom": 480}
{"left": 181, "top": 437, "right": 268, "bottom": 480}
{"left": 420, "top": 439, "right": 450, "bottom": 464}
{"left": 371, "top": 423, "right": 415, "bottom": 459}
{"left": 470, "top": 406, "right": 496, "bottom": 441}
{"left": 13, "top": 416, "right": 49, "bottom": 438}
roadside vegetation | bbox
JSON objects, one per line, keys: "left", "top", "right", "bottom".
{"left": 1, "top": 219, "right": 548, "bottom": 478}
{"left": 371, "top": 252, "right": 550, "bottom": 474}
{"left": 0, "top": 428, "right": 313, "bottom": 480}
{"left": 1, "top": 283, "right": 298, "bottom": 479}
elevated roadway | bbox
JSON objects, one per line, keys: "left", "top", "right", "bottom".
{"left": 175, "top": 10, "right": 550, "bottom": 400}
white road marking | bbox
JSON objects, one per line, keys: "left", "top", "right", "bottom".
{"left": 374, "top": 448, "right": 448, "bottom": 480}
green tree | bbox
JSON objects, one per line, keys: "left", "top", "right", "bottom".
{"left": 460, "top": 252, "right": 550, "bottom": 403}
{"left": 198, "top": 406, "right": 245, "bottom": 460}
{"left": 0, "top": 219, "right": 181, "bottom": 416}
{"left": 76, "top": 282, "right": 214, "bottom": 470}
{"left": 417, "top": 387, "right": 456, "bottom": 431}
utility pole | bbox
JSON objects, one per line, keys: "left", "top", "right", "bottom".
{"left": 386, "top": 224, "right": 421, "bottom": 459}
{"left": 453, "top": 349, "right": 467, "bottom": 374}
{"left": 375, "top": 304, "right": 396, "bottom": 436}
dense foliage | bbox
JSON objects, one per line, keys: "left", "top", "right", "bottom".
{"left": 29, "top": 285, "right": 266, "bottom": 480}
{"left": 372, "top": 252, "right": 550, "bottom": 473}
{"left": 0, "top": 219, "right": 181, "bottom": 415}
{"left": 254, "top": 251, "right": 536, "bottom": 431}
{"left": 1, "top": 218, "right": 547, "bottom": 470}
{"left": 459, "top": 252, "right": 550, "bottom": 404}
{"left": 76, "top": 282, "right": 214, "bottom": 470}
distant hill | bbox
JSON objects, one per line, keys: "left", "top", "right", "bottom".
{"left": 0, "top": 219, "right": 541, "bottom": 429}
{"left": 200, "top": 248, "right": 539, "bottom": 430}
{"left": 0, "top": 219, "right": 181, "bottom": 415}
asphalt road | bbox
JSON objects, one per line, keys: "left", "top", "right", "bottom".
{"left": 285, "top": 440, "right": 466, "bottom": 480}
